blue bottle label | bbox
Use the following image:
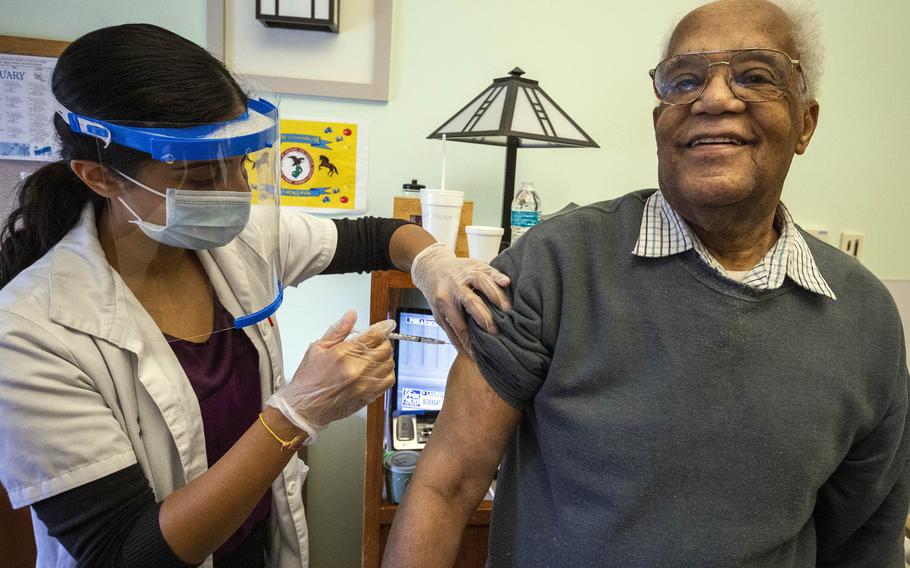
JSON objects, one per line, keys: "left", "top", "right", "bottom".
{"left": 510, "top": 210, "right": 540, "bottom": 228}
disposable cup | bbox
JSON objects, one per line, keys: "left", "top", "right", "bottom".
{"left": 465, "top": 225, "right": 504, "bottom": 263}
{"left": 420, "top": 189, "right": 464, "bottom": 251}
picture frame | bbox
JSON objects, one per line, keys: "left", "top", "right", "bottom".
{"left": 206, "top": 0, "right": 392, "bottom": 102}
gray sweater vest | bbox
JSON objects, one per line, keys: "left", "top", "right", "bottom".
{"left": 471, "top": 189, "right": 909, "bottom": 567}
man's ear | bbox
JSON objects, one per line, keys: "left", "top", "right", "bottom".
{"left": 653, "top": 104, "right": 663, "bottom": 129}
{"left": 795, "top": 100, "right": 819, "bottom": 155}
{"left": 69, "top": 160, "right": 122, "bottom": 198}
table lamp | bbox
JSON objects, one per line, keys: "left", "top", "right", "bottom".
{"left": 427, "top": 67, "right": 598, "bottom": 245}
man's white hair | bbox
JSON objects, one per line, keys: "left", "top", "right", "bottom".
{"left": 658, "top": 0, "right": 824, "bottom": 102}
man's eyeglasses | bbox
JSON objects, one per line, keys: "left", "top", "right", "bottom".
{"left": 649, "top": 48, "right": 804, "bottom": 106}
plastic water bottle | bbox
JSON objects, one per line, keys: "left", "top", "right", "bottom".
{"left": 510, "top": 182, "right": 541, "bottom": 245}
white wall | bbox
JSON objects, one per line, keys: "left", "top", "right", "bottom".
{"left": 4, "top": 1, "right": 910, "bottom": 566}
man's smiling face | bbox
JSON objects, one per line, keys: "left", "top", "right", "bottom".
{"left": 652, "top": 0, "right": 819, "bottom": 226}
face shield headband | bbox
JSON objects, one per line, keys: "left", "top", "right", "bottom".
{"left": 54, "top": 98, "right": 279, "bottom": 163}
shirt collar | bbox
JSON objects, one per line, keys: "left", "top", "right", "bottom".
{"left": 48, "top": 204, "right": 137, "bottom": 348}
{"left": 632, "top": 190, "right": 836, "bottom": 299}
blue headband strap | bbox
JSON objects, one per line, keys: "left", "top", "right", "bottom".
{"left": 58, "top": 98, "right": 278, "bottom": 162}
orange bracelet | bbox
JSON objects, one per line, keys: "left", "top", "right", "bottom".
{"left": 258, "top": 413, "right": 304, "bottom": 451}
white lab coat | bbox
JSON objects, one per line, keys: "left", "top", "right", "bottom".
{"left": 0, "top": 204, "right": 338, "bottom": 568}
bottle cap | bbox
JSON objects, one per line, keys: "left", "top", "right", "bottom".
{"left": 402, "top": 179, "right": 426, "bottom": 194}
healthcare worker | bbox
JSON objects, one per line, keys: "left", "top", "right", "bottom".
{"left": 0, "top": 24, "right": 509, "bottom": 568}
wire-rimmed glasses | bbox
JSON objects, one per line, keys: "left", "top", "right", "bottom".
{"left": 649, "top": 48, "right": 803, "bottom": 105}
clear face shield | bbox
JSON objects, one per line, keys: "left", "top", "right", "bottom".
{"left": 57, "top": 95, "right": 282, "bottom": 342}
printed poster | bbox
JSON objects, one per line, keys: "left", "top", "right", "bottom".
{"left": 276, "top": 117, "right": 367, "bottom": 214}
{"left": 0, "top": 53, "right": 58, "bottom": 161}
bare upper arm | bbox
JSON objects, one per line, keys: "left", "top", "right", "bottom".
{"left": 412, "top": 353, "right": 522, "bottom": 500}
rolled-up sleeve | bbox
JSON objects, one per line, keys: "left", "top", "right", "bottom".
{"left": 468, "top": 239, "right": 555, "bottom": 409}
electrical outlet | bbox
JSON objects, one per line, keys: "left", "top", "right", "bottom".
{"left": 839, "top": 231, "right": 864, "bottom": 261}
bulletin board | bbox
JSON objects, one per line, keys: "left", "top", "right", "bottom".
{"left": 0, "top": 35, "right": 70, "bottom": 228}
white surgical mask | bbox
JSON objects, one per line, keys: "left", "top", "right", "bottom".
{"left": 114, "top": 170, "right": 252, "bottom": 250}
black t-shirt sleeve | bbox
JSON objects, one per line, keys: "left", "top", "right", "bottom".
{"left": 323, "top": 217, "right": 412, "bottom": 275}
{"left": 31, "top": 463, "right": 193, "bottom": 567}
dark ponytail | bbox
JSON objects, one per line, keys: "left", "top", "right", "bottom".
{"left": 0, "top": 23, "right": 247, "bottom": 288}
{"left": 0, "top": 163, "right": 104, "bottom": 286}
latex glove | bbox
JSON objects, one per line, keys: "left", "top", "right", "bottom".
{"left": 411, "top": 243, "right": 511, "bottom": 356}
{"left": 267, "top": 310, "right": 395, "bottom": 444}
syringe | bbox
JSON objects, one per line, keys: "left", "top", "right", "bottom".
{"left": 351, "top": 330, "right": 450, "bottom": 345}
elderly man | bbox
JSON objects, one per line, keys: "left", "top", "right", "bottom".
{"left": 383, "top": 0, "right": 909, "bottom": 566}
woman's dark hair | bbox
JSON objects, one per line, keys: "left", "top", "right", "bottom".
{"left": 0, "top": 24, "right": 247, "bottom": 288}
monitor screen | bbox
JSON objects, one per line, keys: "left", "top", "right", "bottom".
{"left": 393, "top": 309, "right": 458, "bottom": 414}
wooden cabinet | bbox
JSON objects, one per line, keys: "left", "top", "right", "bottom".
{"left": 0, "top": 484, "right": 36, "bottom": 567}
{"left": 361, "top": 270, "right": 491, "bottom": 568}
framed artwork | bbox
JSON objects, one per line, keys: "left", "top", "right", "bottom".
{"left": 207, "top": 0, "right": 392, "bottom": 101}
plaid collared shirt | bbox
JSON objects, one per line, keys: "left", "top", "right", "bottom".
{"left": 632, "top": 190, "right": 836, "bottom": 299}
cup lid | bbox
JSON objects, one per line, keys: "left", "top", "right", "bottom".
{"left": 420, "top": 188, "right": 463, "bottom": 194}
{"left": 466, "top": 225, "right": 505, "bottom": 236}
{"left": 420, "top": 188, "right": 464, "bottom": 206}
{"left": 385, "top": 450, "right": 420, "bottom": 473}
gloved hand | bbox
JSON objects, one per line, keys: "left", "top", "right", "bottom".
{"left": 410, "top": 243, "right": 511, "bottom": 356}
{"left": 266, "top": 309, "right": 395, "bottom": 444}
